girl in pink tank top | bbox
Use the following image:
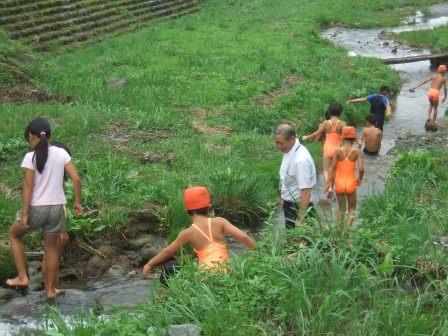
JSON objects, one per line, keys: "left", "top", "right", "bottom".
{"left": 143, "top": 187, "right": 256, "bottom": 276}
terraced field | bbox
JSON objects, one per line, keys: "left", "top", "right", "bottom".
{"left": 0, "top": 0, "right": 200, "bottom": 51}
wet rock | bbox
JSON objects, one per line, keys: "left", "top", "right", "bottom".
{"left": 147, "top": 326, "right": 156, "bottom": 335}
{"left": 0, "top": 289, "right": 102, "bottom": 322}
{"left": 168, "top": 324, "right": 202, "bottom": 336}
{"left": 28, "top": 267, "right": 39, "bottom": 277}
{"left": 107, "top": 78, "right": 127, "bottom": 89}
{"left": 0, "top": 288, "right": 21, "bottom": 302}
{"left": 84, "top": 255, "right": 112, "bottom": 278}
{"left": 29, "top": 282, "right": 43, "bottom": 292}
{"left": 391, "top": 46, "right": 398, "bottom": 54}
{"left": 88, "top": 277, "right": 152, "bottom": 310}
{"left": 139, "top": 237, "right": 166, "bottom": 261}
{"left": 106, "top": 265, "right": 126, "bottom": 278}
{"left": 382, "top": 41, "right": 389, "bottom": 47}
{"left": 128, "top": 234, "right": 163, "bottom": 251}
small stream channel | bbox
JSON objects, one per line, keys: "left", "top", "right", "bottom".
{"left": 2, "top": 4, "right": 448, "bottom": 335}
{"left": 311, "top": 3, "right": 448, "bottom": 216}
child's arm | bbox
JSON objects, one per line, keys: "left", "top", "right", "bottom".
{"left": 222, "top": 220, "right": 256, "bottom": 249}
{"left": 65, "top": 162, "right": 83, "bottom": 215}
{"left": 377, "top": 131, "right": 383, "bottom": 154}
{"left": 302, "top": 122, "right": 325, "bottom": 142}
{"left": 143, "top": 230, "right": 189, "bottom": 275}
{"left": 442, "top": 80, "right": 447, "bottom": 103}
{"left": 346, "top": 97, "right": 367, "bottom": 104}
{"left": 410, "top": 76, "right": 432, "bottom": 91}
{"left": 357, "top": 150, "right": 364, "bottom": 181}
{"left": 358, "top": 130, "right": 365, "bottom": 149}
{"left": 20, "top": 168, "right": 35, "bottom": 228}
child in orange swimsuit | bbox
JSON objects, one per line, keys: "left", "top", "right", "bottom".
{"left": 328, "top": 127, "right": 364, "bottom": 227}
{"left": 302, "top": 102, "right": 345, "bottom": 197}
{"left": 142, "top": 187, "right": 256, "bottom": 276}
{"left": 410, "top": 64, "right": 447, "bottom": 126}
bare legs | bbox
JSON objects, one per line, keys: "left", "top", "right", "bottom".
{"left": 323, "top": 155, "right": 333, "bottom": 197}
{"left": 43, "top": 234, "right": 63, "bottom": 298}
{"left": 427, "top": 99, "right": 439, "bottom": 125}
{"left": 7, "top": 221, "right": 30, "bottom": 287}
{"left": 336, "top": 191, "right": 357, "bottom": 227}
{"left": 42, "top": 231, "right": 68, "bottom": 290}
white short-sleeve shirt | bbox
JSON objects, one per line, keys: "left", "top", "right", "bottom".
{"left": 279, "top": 139, "right": 316, "bottom": 202}
{"left": 21, "top": 146, "right": 71, "bottom": 206}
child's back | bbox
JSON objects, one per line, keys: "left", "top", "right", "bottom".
{"left": 363, "top": 126, "right": 382, "bottom": 155}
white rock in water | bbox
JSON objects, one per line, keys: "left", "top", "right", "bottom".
{"left": 348, "top": 51, "right": 357, "bottom": 57}
{"left": 168, "top": 324, "right": 202, "bottom": 336}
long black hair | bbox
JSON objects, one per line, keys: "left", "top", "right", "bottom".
{"left": 24, "top": 118, "right": 51, "bottom": 174}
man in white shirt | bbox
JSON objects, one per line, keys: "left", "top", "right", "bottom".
{"left": 274, "top": 124, "right": 317, "bottom": 228}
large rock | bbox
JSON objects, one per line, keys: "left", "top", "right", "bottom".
{"left": 168, "top": 324, "right": 202, "bottom": 336}
{"left": 106, "top": 265, "right": 126, "bottom": 278}
{"left": 0, "top": 289, "right": 102, "bottom": 322}
{"left": 128, "top": 234, "right": 164, "bottom": 251}
{"left": 0, "top": 288, "right": 21, "bottom": 302}
{"left": 139, "top": 237, "right": 166, "bottom": 261}
{"left": 84, "top": 245, "right": 118, "bottom": 278}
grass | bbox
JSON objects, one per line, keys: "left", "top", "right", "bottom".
{"left": 36, "top": 147, "right": 448, "bottom": 335}
{"left": 394, "top": 25, "right": 448, "bottom": 51}
{"left": 3, "top": 0, "right": 438, "bottom": 239}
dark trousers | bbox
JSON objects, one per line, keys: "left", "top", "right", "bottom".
{"left": 283, "top": 200, "right": 316, "bottom": 229}
{"left": 372, "top": 113, "right": 384, "bottom": 132}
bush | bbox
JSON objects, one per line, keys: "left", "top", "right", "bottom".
{"left": 0, "top": 244, "right": 15, "bottom": 284}
{"left": 207, "top": 168, "right": 270, "bottom": 228}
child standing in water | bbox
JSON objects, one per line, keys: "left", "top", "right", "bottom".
{"left": 7, "top": 118, "right": 83, "bottom": 299}
{"left": 143, "top": 187, "right": 255, "bottom": 275}
{"left": 410, "top": 64, "right": 447, "bottom": 126}
{"left": 302, "top": 102, "right": 345, "bottom": 197}
{"left": 328, "top": 127, "right": 364, "bottom": 227}
{"left": 359, "top": 114, "right": 383, "bottom": 156}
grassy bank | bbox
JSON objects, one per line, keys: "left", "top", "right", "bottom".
{"left": 40, "top": 147, "right": 448, "bottom": 335}
{"left": 395, "top": 25, "right": 448, "bottom": 51}
{"left": 0, "top": 0, "right": 441, "bottom": 239}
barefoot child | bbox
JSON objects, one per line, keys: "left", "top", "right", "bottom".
{"left": 359, "top": 114, "right": 382, "bottom": 156}
{"left": 302, "top": 102, "right": 345, "bottom": 197}
{"left": 409, "top": 64, "right": 447, "bottom": 126}
{"left": 347, "top": 86, "right": 393, "bottom": 132}
{"left": 143, "top": 187, "right": 255, "bottom": 275}
{"left": 7, "top": 118, "right": 83, "bottom": 299}
{"left": 328, "top": 127, "right": 364, "bottom": 227}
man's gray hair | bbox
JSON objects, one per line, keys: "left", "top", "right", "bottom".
{"left": 274, "top": 124, "right": 296, "bottom": 140}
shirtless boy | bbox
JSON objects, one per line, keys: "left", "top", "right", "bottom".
{"left": 410, "top": 64, "right": 447, "bottom": 126}
{"left": 359, "top": 114, "right": 382, "bottom": 156}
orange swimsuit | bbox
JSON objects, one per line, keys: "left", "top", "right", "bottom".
{"left": 428, "top": 88, "right": 440, "bottom": 101}
{"left": 192, "top": 218, "right": 229, "bottom": 272}
{"left": 334, "top": 148, "right": 356, "bottom": 195}
{"left": 323, "top": 120, "right": 341, "bottom": 158}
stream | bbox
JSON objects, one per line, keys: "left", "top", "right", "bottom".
{"left": 2, "top": 4, "right": 448, "bottom": 335}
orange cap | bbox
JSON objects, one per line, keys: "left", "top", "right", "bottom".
{"left": 438, "top": 65, "right": 447, "bottom": 73}
{"left": 184, "top": 187, "right": 211, "bottom": 211}
{"left": 342, "top": 126, "right": 357, "bottom": 139}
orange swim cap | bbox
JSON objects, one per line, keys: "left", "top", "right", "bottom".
{"left": 342, "top": 126, "right": 357, "bottom": 139}
{"left": 184, "top": 187, "right": 211, "bottom": 211}
{"left": 438, "top": 65, "right": 447, "bottom": 73}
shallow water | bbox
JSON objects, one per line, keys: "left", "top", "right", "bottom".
{"left": 311, "top": 4, "right": 448, "bottom": 220}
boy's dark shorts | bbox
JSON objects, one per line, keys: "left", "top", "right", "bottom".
{"left": 363, "top": 148, "right": 379, "bottom": 156}
{"left": 16, "top": 205, "right": 66, "bottom": 235}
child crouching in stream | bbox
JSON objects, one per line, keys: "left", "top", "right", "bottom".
{"left": 143, "top": 187, "right": 256, "bottom": 277}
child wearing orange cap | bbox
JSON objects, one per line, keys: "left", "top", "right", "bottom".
{"left": 142, "top": 187, "right": 256, "bottom": 276}
{"left": 327, "top": 127, "right": 364, "bottom": 227}
{"left": 410, "top": 64, "right": 447, "bottom": 126}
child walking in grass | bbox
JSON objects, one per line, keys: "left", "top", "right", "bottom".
{"left": 143, "top": 187, "right": 255, "bottom": 275}
{"left": 302, "top": 102, "right": 345, "bottom": 198}
{"left": 7, "top": 118, "right": 83, "bottom": 299}
{"left": 328, "top": 127, "right": 364, "bottom": 227}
